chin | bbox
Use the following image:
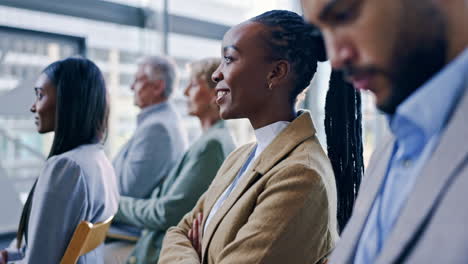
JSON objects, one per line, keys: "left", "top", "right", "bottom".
{"left": 219, "top": 107, "right": 242, "bottom": 121}
{"left": 218, "top": 104, "right": 229, "bottom": 119}
{"left": 187, "top": 110, "right": 197, "bottom": 117}
{"left": 37, "top": 128, "right": 48, "bottom": 134}
{"left": 376, "top": 98, "right": 398, "bottom": 114}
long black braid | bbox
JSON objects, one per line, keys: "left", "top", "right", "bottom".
{"left": 325, "top": 70, "right": 364, "bottom": 233}
{"left": 251, "top": 10, "right": 364, "bottom": 233}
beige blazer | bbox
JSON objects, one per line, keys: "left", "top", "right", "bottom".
{"left": 158, "top": 112, "right": 339, "bottom": 264}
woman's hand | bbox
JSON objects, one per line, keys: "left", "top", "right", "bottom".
{"left": 188, "top": 212, "right": 203, "bottom": 259}
{"left": 0, "top": 250, "right": 8, "bottom": 264}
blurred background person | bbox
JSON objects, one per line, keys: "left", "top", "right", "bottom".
{"left": 0, "top": 57, "right": 119, "bottom": 264}
{"left": 158, "top": 10, "right": 363, "bottom": 264}
{"left": 113, "top": 55, "right": 188, "bottom": 200}
{"left": 302, "top": 0, "right": 468, "bottom": 263}
{"left": 104, "top": 57, "right": 235, "bottom": 264}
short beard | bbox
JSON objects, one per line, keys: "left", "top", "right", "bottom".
{"left": 379, "top": 3, "right": 448, "bottom": 114}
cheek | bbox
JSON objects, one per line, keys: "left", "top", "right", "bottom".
{"left": 136, "top": 85, "right": 145, "bottom": 95}
{"left": 135, "top": 83, "right": 146, "bottom": 95}
{"left": 227, "top": 64, "right": 263, "bottom": 96}
{"left": 194, "top": 89, "right": 211, "bottom": 106}
{"left": 37, "top": 99, "right": 56, "bottom": 122}
{"left": 138, "top": 86, "right": 153, "bottom": 102}
{"left": 355, "top": 2, "right": 402, "bottom": 65}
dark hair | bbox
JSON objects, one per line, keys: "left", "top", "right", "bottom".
{"left": 252, "top": 10, "right": 364, "bottom": 233}
{"left": 250, "top": 10, "right": 327, "bottom": 104}
{"left": 42, "top": 57, "right": 109, "bottom": 158}
{"left": 325, "top": 70, "right": 364, "bottom": 233}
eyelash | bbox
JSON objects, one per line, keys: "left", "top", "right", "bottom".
{"left": 334, "top": 11, "right": 354, "bottom": 23}
{"left": 223, "top": 56, "right": 234, "bottom": 64}
{"left": 335, "top": 2, "right": 362, "bottom": 25}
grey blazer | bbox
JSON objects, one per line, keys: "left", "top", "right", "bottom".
{"left": 330, "top": 82, "right": 468, "bottom": 262}
{"left": 114, "top": 121, "right": 236, "bottom": 264}
{"left": 113, "top": 102, "right": 188, "bottom": 199}
{"left": 20, "top": 144, "right": 119, "bottom": 264}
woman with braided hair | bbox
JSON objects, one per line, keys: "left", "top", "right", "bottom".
{"left": 158, "top": 10, "right": 363, "bottom": 264}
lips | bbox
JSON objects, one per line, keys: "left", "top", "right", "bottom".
{"left": 350, "top": 75, "right": 373, "bottom": 91}
{"left": 215, "top": 88, "right": 230, "bottom": 105}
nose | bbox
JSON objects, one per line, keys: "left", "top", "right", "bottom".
{"left": 325, "top": 34, "right": 357, "bottom": 70}
{"left": 30, "top": 102, "right": 36, "bottom": 113}
{"left": 211, "top": 65, "right": 223, "bottom": 83}
{"left": 184, "top": 84, "right": 190, "bottom": 97}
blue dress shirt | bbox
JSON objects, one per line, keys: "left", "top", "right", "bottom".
{"left": 354, "top": 48, "right": 468, "bottom": 264}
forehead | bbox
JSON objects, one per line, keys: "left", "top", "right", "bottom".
{"left": 302, "top": 0, "right": 345, "bottom": 23}
{"left": 223, "top": 22, "right": 269, "bottom": 50}
{"left": 135, "top": 64, "right": 150, "bottom": 78}
{"left": 35, "top": 73, "right": 54, "bottom": 90}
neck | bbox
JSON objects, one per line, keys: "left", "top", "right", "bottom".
{"left": 249, "top": 104, "right": 296, "bottom": 130}
{"left": 141, "top": 98, "right": 167, "bottom": 111}
{"left": 444, "top": 1, "right": 468, "bottom": 62}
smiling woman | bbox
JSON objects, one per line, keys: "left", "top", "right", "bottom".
{"left": 158, "top": 10, "right": 363, "bottom": 264}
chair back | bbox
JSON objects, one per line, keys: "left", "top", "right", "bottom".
{"left": 60, "top": 216, "right": 113, "bottom": 264}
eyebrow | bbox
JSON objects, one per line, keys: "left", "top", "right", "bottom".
{"left": 319, "top": 0, "right": 341, "bottom": 21}
{"left": 223, "top": 45, "right": 240, "bottom": 53}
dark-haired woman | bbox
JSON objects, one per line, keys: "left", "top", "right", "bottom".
{"left": 158, "top": 10, "right": 363, "bottom": 264}
{"left": 0, "top": 58, "right": 119, "bottom": 264}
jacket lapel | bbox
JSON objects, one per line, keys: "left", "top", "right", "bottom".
{"left": 200, "top": 144, "right": 255, "bottom": 258}
{"left": 200, "top": 112, "right": 316, "bottom": 260}
{"left": 376, "top": 84, "right": 468, "bottom": 263}
{"left": 335, "top": 135, "right": 395, "bottom": 263}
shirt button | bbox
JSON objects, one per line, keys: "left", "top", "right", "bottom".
{"left": 129, "top": 256, "right": 137, "bottom": 264}
{"left": 403, "top": 159, "right": 412, "bottom": 168}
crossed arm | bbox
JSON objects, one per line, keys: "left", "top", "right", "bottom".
{"left": 158, "top": 163, "right": 332, "bottom": 264}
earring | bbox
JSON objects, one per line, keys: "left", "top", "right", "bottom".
{"left": 268, "top": 83, "right": 273, "bottom": 90}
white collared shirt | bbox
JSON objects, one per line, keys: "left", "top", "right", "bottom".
{"left": 203, "top": 120, "right": 290, "bottom": 233}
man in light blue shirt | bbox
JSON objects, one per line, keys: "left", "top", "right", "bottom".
{"left": 354, "top": 49, "right": 468, "bottom": 263}
{"left": 302, "top": 0, "right": 468, "bottom": 262}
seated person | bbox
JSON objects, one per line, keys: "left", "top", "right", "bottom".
{"left": 0, "top": 57, "right": 119, "bottom": 264}
{"left": 104, "top": 58, "right": 236, "bottom": 264}
{"left": 113, "top": 56, "right": 188, "bottom": 199}
{"left": 158, "top": 10, "right": 362, "bottom": 264}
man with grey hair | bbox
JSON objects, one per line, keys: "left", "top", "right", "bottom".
{"left": 113, "top": 55, "right": 188, "bottom": 200}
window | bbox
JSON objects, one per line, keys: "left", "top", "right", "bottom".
{"left": 0, "top": 25, "right": 84, "bottom": 201}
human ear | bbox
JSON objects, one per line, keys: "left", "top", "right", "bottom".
{"left": 267, "top": 60, "right": 290, "bottom": 88}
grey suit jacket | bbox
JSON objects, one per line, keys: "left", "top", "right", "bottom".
{"left": 19, "top": 144, "right": 119, "bottom": 264}
{"left": 114, "top": 121, "right": 236, "bottom": 264}
{"left": 113, "top": 102, "right": 188, "bottom": 199}
{"left": 330, "top": 79, "right": 468, "bottom": 262}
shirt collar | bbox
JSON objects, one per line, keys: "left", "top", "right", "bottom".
{"left": 137, "top": 101, "right": 169, "bottom": 125}
{"left": 390, "top": 48, "right": 468, "bottom": 143}
{"left": 254, "top": 120, "right": 291, "bottom": 156}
